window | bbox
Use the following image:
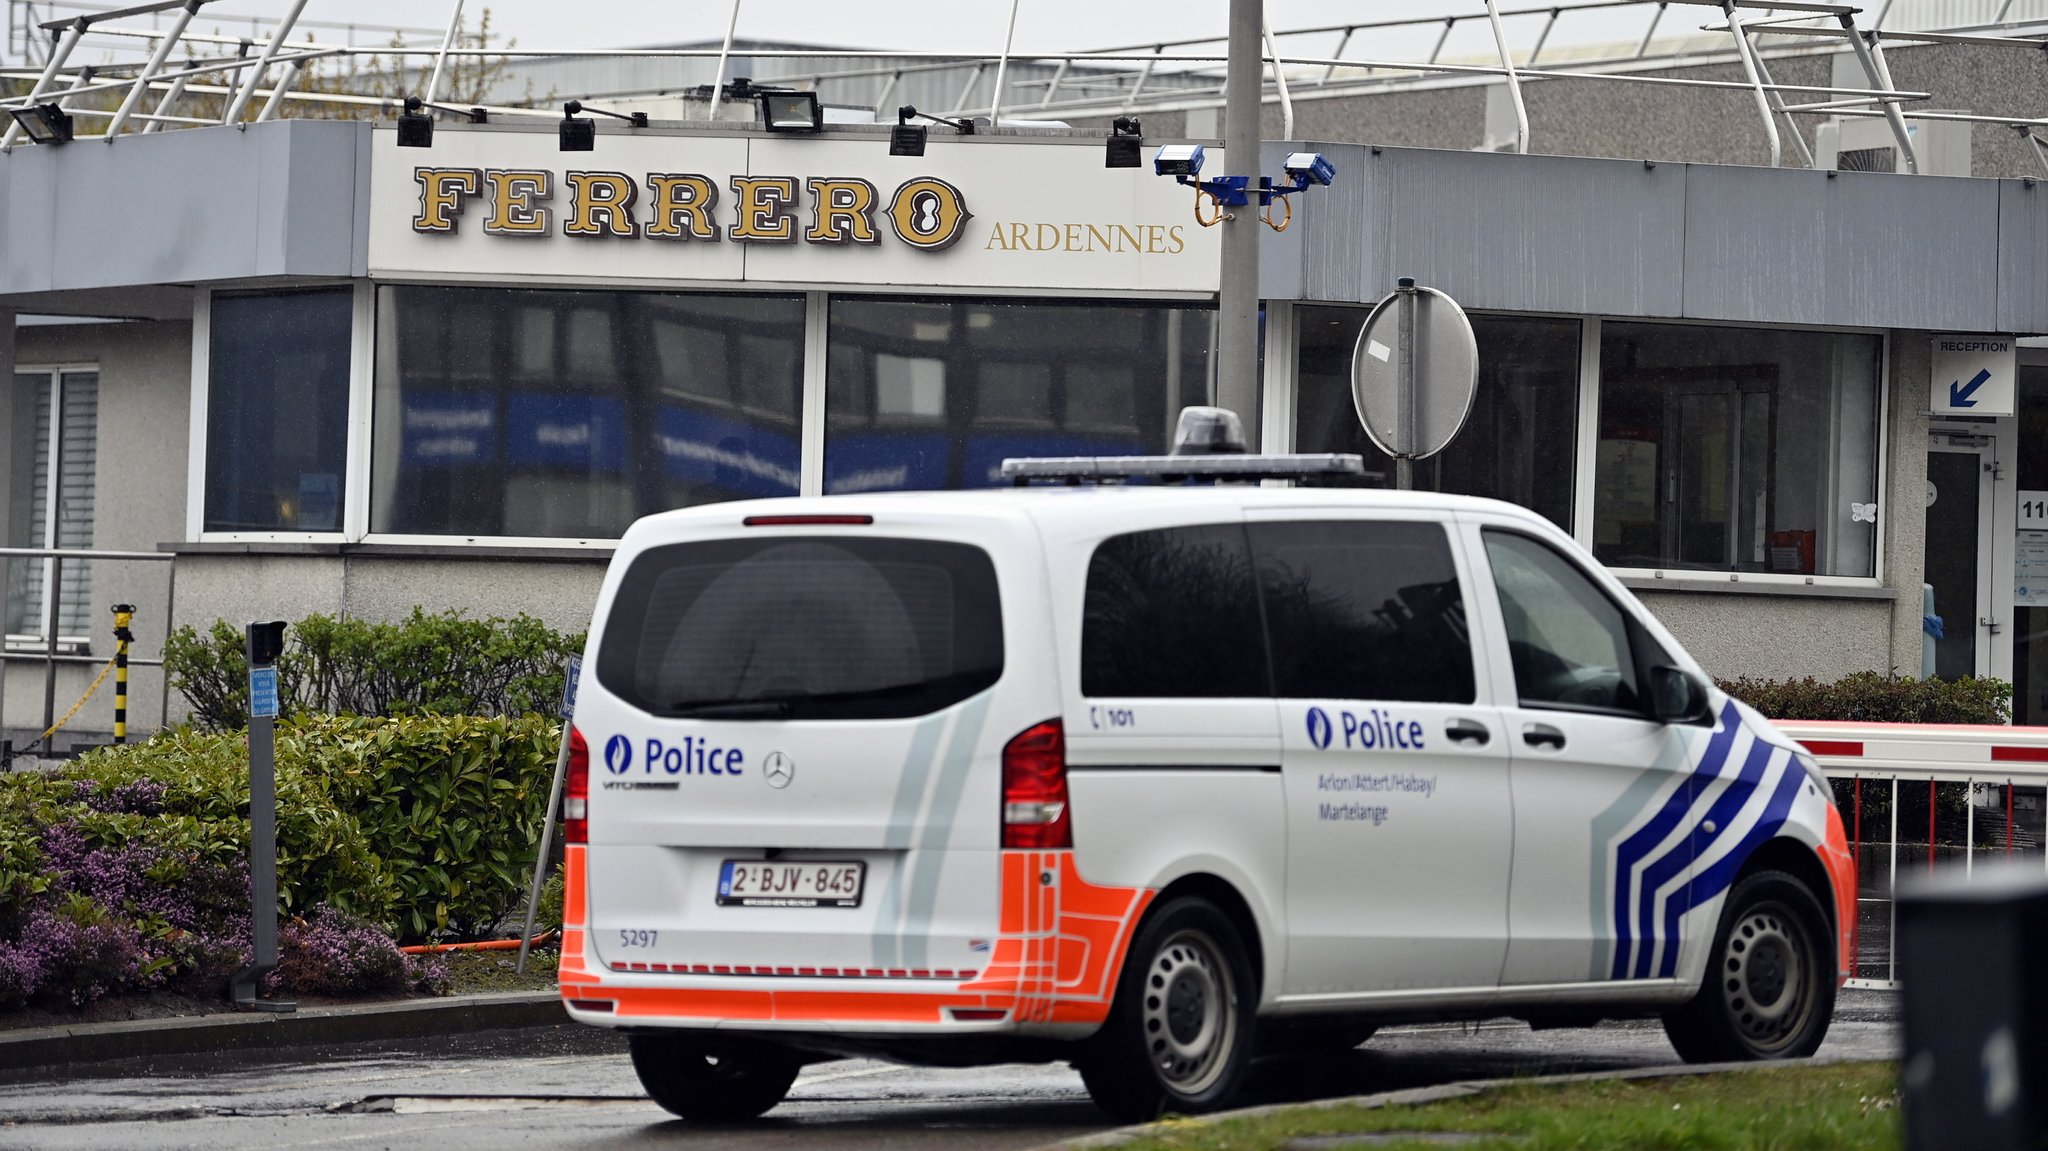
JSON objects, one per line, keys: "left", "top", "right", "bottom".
{"left": 1295, "top": 309, "right": 1580, "bottom": 531}
{"left": 1082, "top": 524, "right": 1268, "bottom": 698}
{"left": 373, "top": 286, "right": 805, "bottom": 538}
{"left": 826, "top": 298, "right": 1215, "bottom": 493}
{"left": 1482, "top": 530, "right": 1643, "bottom": 715}
{"left": 206, "top": 290, "right": 352, "bottom": 532}
{"left": 7, "top": 369, "right": 96, "bottom": 643}
{"left": 1250, "top": 520, "right": 1474, "bottom": 704}
{"left": 1594, "top": 323, "right": 1880, "bottom": 577}
{"left": 596, "top": 536, "right": 1002, "bottom": 720}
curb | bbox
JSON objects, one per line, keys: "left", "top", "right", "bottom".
{"left": 0, "top": 990, "right": 567, "bottom": 1072}
{"left": 1031, "top": 1054, "right": 1889, "bottom": 1150}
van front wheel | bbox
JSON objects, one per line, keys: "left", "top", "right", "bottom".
{"left": 628, "top": 1033, "right": 801, "bottom": 1123}
{"left": 1078, "top": 896, "right": 1258, "bottom": 1123}
{"left": 1662, "top": 868, "right": 1835, "bottom": 1063}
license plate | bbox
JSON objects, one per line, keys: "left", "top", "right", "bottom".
{"left": 717, "top": 860, "right": 866, "bottom": 908}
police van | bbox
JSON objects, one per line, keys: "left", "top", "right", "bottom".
{"left": 559, "top": 408, "right": 1856, "bottom": 1123}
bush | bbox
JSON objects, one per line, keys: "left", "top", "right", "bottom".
{"left": 1720, "top": 671, "right": 2012, "bottom": 725}
{"left": 165, "top": 609, "right": 584, "bottom": 730}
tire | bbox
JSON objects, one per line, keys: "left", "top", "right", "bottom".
{"left": 628, "top": 1033, "right": 802, "bottom": 1123}
{"left": 1663, "top": 868, "right": 1835, "bottom": 1063}
{"left": 1077, "top": 896, "right": 1259, "bottom": 1123}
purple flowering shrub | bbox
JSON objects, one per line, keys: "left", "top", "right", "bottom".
{"left": 264, "top": 908, "right": 453, "bottom": 998}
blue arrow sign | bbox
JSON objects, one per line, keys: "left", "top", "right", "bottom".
{"left": 1950, "top": 368, "right": 1992, "bottom": 408}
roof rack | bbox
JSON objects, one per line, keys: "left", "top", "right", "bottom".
{"left": 1001, "top": 453, "right": 1366, "bottom": 486}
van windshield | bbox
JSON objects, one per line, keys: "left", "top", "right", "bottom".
{"left": 596, "top": 536, "right": 1004, "bottom": 720}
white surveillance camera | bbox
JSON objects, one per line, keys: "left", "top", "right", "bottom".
{"left": 1283, "top": 151, "right": 1336, "bottom": 186}
{"left": 1153, "top": 144, "right": 1205, "bottom": 178}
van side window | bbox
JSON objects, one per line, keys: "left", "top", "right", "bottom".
{"left": 1249, "top": 521, "right": 1475, "bottom": 704}
{"left": 1481, "top": 530, "right": 1644, "bottom": 715}
{"left": 1083, "top": 524, "right": 1270, "bottom": 698}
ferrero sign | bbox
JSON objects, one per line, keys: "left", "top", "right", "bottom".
{"left": 410, "top": 168, "right": 973, "bottom": 252}
{"left": 368, "top": 130, "right": 1224, "bottom": 294}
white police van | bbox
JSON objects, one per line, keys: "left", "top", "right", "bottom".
{"left": 559, "top": 409, "right": 1855, "bottom": 1123}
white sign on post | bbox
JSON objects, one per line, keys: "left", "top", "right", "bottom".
{"left": 1929, "top": 335, "right": 2016, "bottom": 417}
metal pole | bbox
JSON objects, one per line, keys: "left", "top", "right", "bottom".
{"left": 1888, "top": 777, "right": 1899, "bottom": 980}
{"left": 1484, "top": 0, "right": 1531, "bottom": 154}
{"left": 1528, "top": 8, "right": 1560, "bottom": 65}
{"left": 1395, "top": 277, "right": 1417, "bottom": 490}
{"left": 423, "top": 0, "right": 465, "bottom": 105}
{"left": 253, "top": 58, "right": 304, "bottom": 122}
{"left": 1721, "top": 1, "right": 1781, "bottom": 167}
{"left": 1218, "top": 0, "right": 1263, "bottom": 443}
{"left": 517, "top": 726, "right": 572, "bottom": 974}
{"left": 142, "top": 71, "right": 195, "bottom": 133}
{"left": 2023, "top": 129, "right": 2048, "bottom": 179}
{"left": 230, "top": 621, "right": 292, "bottom": 1011}
{"left": 1262, "top": 18, "right": 1294, "bottom": 142}
{"left": 1127, "top": 47, "right": 1161, "bottom": 107}
{"left": 2, "top": 15, "right": 85, "bottom": 150}
{"left": 1319, "top": 26, "right": 1355, "bottom": 85}
{"left": 111, "top": 604, "right": 132, "bottom": 745}
{"left": 1635, "top": 2, "right": 1667, "bottom": 59}
{"left": 1749, "top": 50, "right": 1816, "bottom": 168}
{"left": 708, "top": 0, "right": 741, "bottom": 113}
{"left": 38, "top": 554, "right": 59, "bottom": 754}
{"left": 1038, "top": 59, "right": 1069, "bottom": 108}
{"left": 989, "top": 0, "right": 1020, "bottom": 124}
{"left": 1428, "top": 18, "right": 1456, "bottom": 65}
{"left": 107, "top": 0, "right": 200, "bottom": 139}
{"left": 1845, "top": 23, "right": 1920, "bottom": 174}
{"left": 220, "top": 0, "right": 308, "bottom": 125}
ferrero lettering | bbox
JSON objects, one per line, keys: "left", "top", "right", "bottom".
{"left": 408, "top": 168, "right": 1024, "bottom": 257}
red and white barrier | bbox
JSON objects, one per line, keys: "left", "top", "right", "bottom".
{"left": 1776, "top": 720, "right": 2048, "bottom": 781}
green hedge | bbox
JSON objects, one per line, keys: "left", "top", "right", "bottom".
{"left": 1719, "top": 672, "right": 2012, "bottom": 725}
{"left": 165, "top": 609, "right": 584, "bottom": 730}
{"left": 3, "top": 714, "right": 560, "bottom": 943}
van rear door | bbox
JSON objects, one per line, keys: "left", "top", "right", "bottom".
{"left": 573, "top": 513, "right": 1052, "bottom": 982}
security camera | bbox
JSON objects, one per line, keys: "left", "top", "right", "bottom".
{"left": 1283, "top": 151, "right": 1336, "bottom": 187}
{"left": 1153, "top": 144, "right": 1205, "bottom": 178}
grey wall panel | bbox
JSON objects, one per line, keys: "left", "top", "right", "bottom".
{"left": 1682, "top": 166, "right": 1999, "bottom": 330}
{"left": 1276, "top": 146, "right": 1686, "bottom": 318}
{"left": 1, "top": 122, "right": 366, "bottom": 295}
{"left": 1998, "top": 181, "right": 2048, "bottom": 334}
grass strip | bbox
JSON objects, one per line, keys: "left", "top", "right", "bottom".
{"left": 1116, "top": 1061, "right": 1901, "bottom": 1151}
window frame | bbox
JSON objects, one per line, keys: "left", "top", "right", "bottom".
{"left": 187, "top": 282, "right": 368, "bottom": 544}
{"left": 9, "top": 362, "right": 100, "bottom": 653}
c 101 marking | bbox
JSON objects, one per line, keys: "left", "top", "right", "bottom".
{"left": 1089, "top": 706, "right": 1135, "bottom": 730}
{"left": 618, "top": 929, "right": 658, "bottom": 948}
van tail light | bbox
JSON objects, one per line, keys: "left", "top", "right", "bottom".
{"left": 564, "top": 725, "right": 590, "bottom": 845}
{"left": 1002, "top": 719, "right": 1070, "bottom": 850}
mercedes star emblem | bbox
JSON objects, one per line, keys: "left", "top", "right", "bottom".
{"left": 763, "top": 751, "right": 794, "bottom": 789}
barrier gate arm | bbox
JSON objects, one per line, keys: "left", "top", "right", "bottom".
{"left": 1777, "top": 720, "right": 2048, "bottom": 783}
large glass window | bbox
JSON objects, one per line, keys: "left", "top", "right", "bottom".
{"left": 206, "top": 290, "right": 352, "bottom": 532}
{"left": 7, "top": 369, "right": 96, "bottom": 643}
{"left": 825, "top": 297, "right": 1215, "bottom": 493}
{"left": 1250, "top": 520, "right": 1474, "bottom": 704}
{"left": 1295, "top": 308, "right": 1580, "bottom": 531}
{"left": 1594, "top": 323, "right": 1880, "bottom": 577}
{"left": 373, "top": 286, "right": 805, "bottom": 538}
{"left": 1083, "top": 524, "right": 1268, "bottom": 698}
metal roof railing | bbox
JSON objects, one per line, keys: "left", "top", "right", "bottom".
{"left": 1, "top": 0, "right": 2043, "bottom": 176}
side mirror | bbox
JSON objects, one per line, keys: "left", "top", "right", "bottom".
{"left": 1650, "top": 665, "right": 1713, "bottom": 726}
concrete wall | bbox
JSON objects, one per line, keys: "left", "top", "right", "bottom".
{"left": 1637, "top": 591, "right": 1895, "bottom": 681}
{"left": 5, "top": 318, "right": 191, "bottom": 743}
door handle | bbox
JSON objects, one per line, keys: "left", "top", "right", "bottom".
{"left": 1522, "top": 724, "right": 1567, "bottom": 751}
{"left": 1446, "top": 718, "right": 1491, "bottom": 746}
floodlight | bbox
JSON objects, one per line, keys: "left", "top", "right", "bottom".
{"left": 397, "top": 95, "right": 433, "bottom": 148}
{"left": 1283, "top": 151, "right": 1336, "bottom": 187}
{"left": 560, "top": 101, "right": 594, "bottom": 152}
{"left": 8, "top": 102, "right": 72, "bottom": 145}
{"left": 1105, "top": 115, "right": 1142, "bottom": 169}
{"left": 891, "top": 105, "right": 927, "bottom": 156}
{"left": 760, "top": 90, "right": 822, "bottom": 132}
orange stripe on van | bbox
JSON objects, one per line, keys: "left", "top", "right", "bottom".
{"left": 556, "top": 846, "right": 601, "bottom": 989}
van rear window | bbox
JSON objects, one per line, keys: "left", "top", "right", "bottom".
{"left": 597, "top": 537, "right": 1003, "bottom": 720}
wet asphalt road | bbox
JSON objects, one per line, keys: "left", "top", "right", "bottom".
{"left": 0, "top": 991, "right": 1899, "bottom": 1150}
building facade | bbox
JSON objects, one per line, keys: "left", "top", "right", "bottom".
{"left": 0, "top": 110, "right": 2042, "bottom": 742}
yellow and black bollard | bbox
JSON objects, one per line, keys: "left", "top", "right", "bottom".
{"left": 111, "top": 604, "right": 133, "bottom": 745}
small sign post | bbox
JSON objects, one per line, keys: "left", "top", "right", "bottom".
{"left": 229, "top": 621, "right": 294, "bottom": 1012}
{"left": 518, "top": 654, "right": 581, "bottom": 974}
{"left": 1350, "top": 277, "right": 1480, "bottom": 488}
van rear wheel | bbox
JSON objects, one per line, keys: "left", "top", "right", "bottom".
{"left": 1662, "top": 868, "right": 1835, "bottom": 1063}
{"left": 628, "top": 1033, "right": 801, "bottom": 1123}
{"left": 1077, "top": 896, "right": 1257, "bottom": 1123}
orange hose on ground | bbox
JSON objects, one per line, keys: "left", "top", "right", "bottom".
{"left": 400, "top": 929, "right": 557, "bottom": 954}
